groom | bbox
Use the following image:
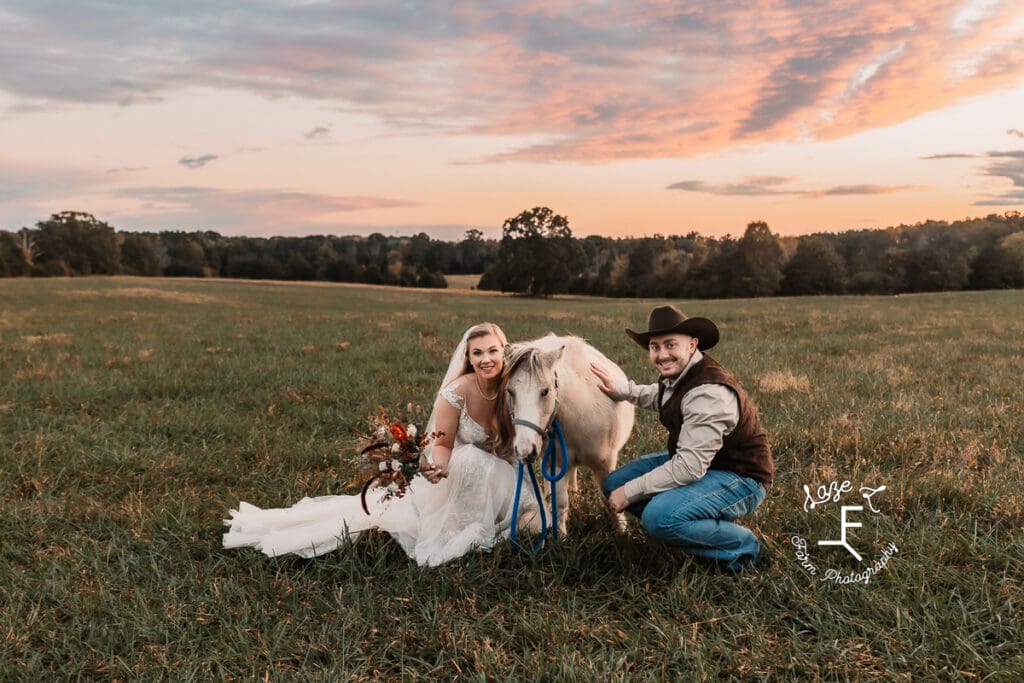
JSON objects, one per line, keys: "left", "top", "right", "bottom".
{"left": 590, "top": 305, "right": 774, "bottom": 571}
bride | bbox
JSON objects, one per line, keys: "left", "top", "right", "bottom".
{"left": 222, "top": 322, "right": 533, "bottom": 566}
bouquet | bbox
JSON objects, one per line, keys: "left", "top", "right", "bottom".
{"left": 353, "top": 408, "right": 444, "bottom": 514}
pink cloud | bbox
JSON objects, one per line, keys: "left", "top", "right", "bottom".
{"left": 4, "top": 1, "right": 1024, "bottom": 164}
{"left": 102, "top": 186, "right": 420, "bottom": 234}
{"left": 666, "top": 175, "right": 924, "bottom": 199}
{"left": 115, "top": 186, "right": 416, "bottom": 214}
{"left": 448, "top": 1, "right": 1024, "bottom": 161}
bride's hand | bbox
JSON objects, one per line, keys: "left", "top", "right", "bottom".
{"left": 421, "top": 465, "right": 449, "bottom": 484}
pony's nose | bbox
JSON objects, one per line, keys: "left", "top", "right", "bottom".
{"left": 514, "top": 443, "right": 537, "bottom": 462}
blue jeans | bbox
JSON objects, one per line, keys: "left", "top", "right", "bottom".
{"left": 603, "top": 451, "right": 767, "bottom": 571}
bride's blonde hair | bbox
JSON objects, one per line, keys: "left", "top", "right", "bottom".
{"left": 461, "top": 322, "right": 512, "bottom": 458}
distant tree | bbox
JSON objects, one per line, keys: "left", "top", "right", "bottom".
{"left": 416, "top": 270, "right": 448, "bottom": 288}
{"left": 780, "top": 236, "right": 846, "bottom": 295}
{"left": 1002, "top": 231, "right": 1024, "bottom": 279}
{"left": 18, "top": 228, "right": 38, "bottom": 271}
{"left": 322, "top": 256, "right": 360, "bottom": 282}
{"left": 834, "top": 228, "right": 898, "bottom": 285}
{"left": 424, "top": 240, "right": 451, "bottom": 273}
{"left": 969, "top": 231, "right": 1024, "bottom": 289}
{"left": 362, "top": 233, "right": 389, "bottom": 267}
{"left": 362, "top": 263, "right": 384, "bottom": 285}
{"left": 162, "top": 232, "right": 211, "bottom": 277}
{"left": 625, "top": 239, "right": 658, "bottom": 297}
{"left": 405, "top": 232, "right": 432, "bottom": 270}
{"left": 32, "top": 211, "right": 121, "bottom": 276}
{"left": 903, "top": 224, "right": 973, "bottom": 292}
{"left": 0, "top": 231, "right": 32, "bottom": 277}
{"left": 284, "top": 252, "right": 315, "bottom": 280}
{"left": 649, "top": 244, "right": 694, "bottom": 298}
{"left": 480, "top": 207, "right": 584, "bottom": 296}
{"left": 196, "top": 232, "right": 223, "bottom": 276}
{"left": 627, "top": 239, "right": 656, "bottom": 280}
{"left": 384, "top": 249, "right": 407, "bottom": 285}
{"left": 841, "top": 234, "right": 906, "bottom": 294}
{"left": 456, "top": 228, "right": 488, "bottom": 273}
{"left": 119, "top": 233, "right": 163, "bottom": 276}
{"left": 846, "top": 268, "right": 899, "bottom": 295}
{"left": 604, "top": 252, "right": 632, "bottom": 297}
{"left": 313, "top": 239, "right": 341, "bottom": 280}
{"left": 225, "top": 249, "right": 285, "bottom": 280}
{"left": 734, "top": 221, "right": 784, "bottom": 297}
{"left": 571, "top": 236, "right": 617, "bottom": 295}
{"left": 683, "top": 236, "right": 740, "bottom": 299}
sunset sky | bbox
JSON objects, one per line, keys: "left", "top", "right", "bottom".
{"left": 2, "top": 0, "right": 1024, "bottom": 240}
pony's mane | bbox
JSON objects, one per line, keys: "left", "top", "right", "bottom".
{"left": 504, "top": 335, "right": 590, "bottom": 380}
{"left": 504, "top": 345, "right": 544, "bottom": 378}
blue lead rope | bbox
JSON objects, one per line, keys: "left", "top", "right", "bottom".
{"left": 510, "top": 417, "right": 569, "bottom": 554}
{"left": 510, "top": 460, "right": 547, "bottom": 554}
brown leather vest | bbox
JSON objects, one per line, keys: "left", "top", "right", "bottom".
{"left": 658, "top": 355, "right": 774, "bottom": 487}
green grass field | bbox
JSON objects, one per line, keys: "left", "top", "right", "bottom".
{"left": 2, "top": 277, "right": 1022, "bottom": 680}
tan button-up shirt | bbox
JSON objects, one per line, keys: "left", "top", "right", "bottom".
{"left": 609, "top": 349, "right": 739, "bottom": 504}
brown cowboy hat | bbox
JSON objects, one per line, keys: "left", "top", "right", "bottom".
{"left": 625, "top": 305, "right": 719, "bottom": 350}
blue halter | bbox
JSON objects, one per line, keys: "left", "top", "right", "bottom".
{"left": 509, "top": 416, "right": 569, "bottom": 554}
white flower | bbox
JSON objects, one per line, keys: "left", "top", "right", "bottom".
{"left": 378, "top": 461, "right": 389, "bottom": 472}
{"left": 390, "top": 459, "right": 402, "bottom": 471}
{"left": 406, "top": 424, "right": 418, "bottom": 437}
{"left": 375, "top": 426, "right": 388, "bottom": 439}
{"left": 387, "top": 482, "right": 400, "bottom": 492}
{"left": 391, "top": 442, "right": 401, "bottom": 453}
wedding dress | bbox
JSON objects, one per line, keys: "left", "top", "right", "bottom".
{"left": 223, "top": 334, "right": 533, "bottom": 567}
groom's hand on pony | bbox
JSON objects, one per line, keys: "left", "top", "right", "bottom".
{"left": 589, "top": 362, "right": 626, "bottom": 398}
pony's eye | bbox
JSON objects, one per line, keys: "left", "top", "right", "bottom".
{"left": 541, "top": 388, "right": 549, "bottom": 397}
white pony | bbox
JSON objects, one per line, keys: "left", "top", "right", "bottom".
{"left": 503, "top": 334, "right": 634, "bottom": 535}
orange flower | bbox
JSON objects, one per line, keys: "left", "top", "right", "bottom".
{"left": 390, "top": 423, "right": 408, "bottom": 441}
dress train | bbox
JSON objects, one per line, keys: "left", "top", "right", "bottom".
{"left": 223, "top": 441, "right": 531, "bottom": 566}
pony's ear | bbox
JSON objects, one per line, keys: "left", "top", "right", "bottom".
{"left": 502, "top": 343, "right": 526, "bottom": 375}
{"left": 503, "top": 343, "right": 521, "bottom": 364}
{"left": 539, "top": 345, "right": 565, "bottom": 367}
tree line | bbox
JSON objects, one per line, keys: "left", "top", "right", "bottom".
{"left": 0, "top": 212, "right": 497, "bottom": 288}
{"left": 3, "top": 208, "right": 1024, "bottom": 298}
{"left": 477, "top": 207, "right": 1024, "bottom": 297}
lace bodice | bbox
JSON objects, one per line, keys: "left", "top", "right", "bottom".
{"left": 441, "top": 387, "right": 490, "bottom": 448}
